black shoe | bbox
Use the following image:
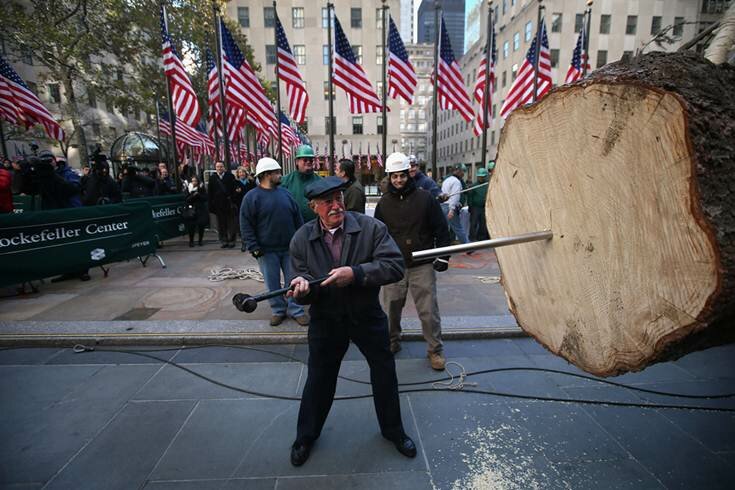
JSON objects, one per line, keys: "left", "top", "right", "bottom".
{"left": 50, "top": 273, "right": 75, "bottom": 283}
{"left": 79, "top": 273, "right": 91, "bottom": 282}
{"left": 290, "top": 441, "right": 312, "bottom": 466}
{"left": 189, "top": 241, "right": 194, "bottom": 248}
{"left": 389, "top": 434, "right": 417, "bottom": 458}
{"left": 198, "top": 240, "right": 203, "bottom": 247}
{"left": 220, "top": 243, "right": 228, "bottom": 248}
{"left": 240, "top": 243, "right": 247, "bottom": 252}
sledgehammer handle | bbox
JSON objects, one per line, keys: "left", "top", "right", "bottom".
{"left": 254, "top": 275, "right": 329, "bottom": 301}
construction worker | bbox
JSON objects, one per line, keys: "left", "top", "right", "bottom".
{"left": 467, "top": 167, "right": 490, "bottom": 241}
{"left": 374, "top": 152, "right": 450, "bottom": 370}
{"left": 281, "top": 144, "right": 321, "bottom": 222}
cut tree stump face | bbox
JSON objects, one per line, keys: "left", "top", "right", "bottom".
{"left": 487, "top": 83, "right": 719, "bottom": 377}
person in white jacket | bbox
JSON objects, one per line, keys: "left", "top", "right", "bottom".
{"left": 440, "top": 164, "right": 469, "bottom": 244}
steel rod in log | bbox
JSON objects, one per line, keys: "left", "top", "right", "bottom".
{"left": 412, "top": 230, "right": 553, "bottom": 261}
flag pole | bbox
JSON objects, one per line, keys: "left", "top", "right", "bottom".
{"left": 582, "top": 0, "right": 593, "bottom": 77}
{"left": 0, "top": 119, "right": 7, "bottom": 159}
{"left": 532, "top": 0, "right": 544, "bottom": 102}
{"left": 480, "top": 1, "right": 494, "bottom": 168}
{"left": 381, "top": 0, "right": 388, "bottom": 169}
{"left": 213, "top": 6, "right": 231, "bottom": 169}
{"left": 326, "top": 2, "right": 336, "bottom": 176}
{"left": 273, "top": 2, "right": 284, "bottom": 167}
{"left": 154, "top": 94, "right": 166, "bottom": 167}
{"left": 162, "top": 5, "right": 180, "bottom": 184}
{"left": 431, "top": 0, "right": 440, "bottom": 179}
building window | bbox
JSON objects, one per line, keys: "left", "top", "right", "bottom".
{"left": 48, "top": 83, "right": 61, "bottom": 104}
{"left": 117, "top": 69, "right": 123, "bottom": 81}
{"left": 376, "top": 45, "right": 383, "bottom": 65}
{"left": 292, "top": 8, "right": 304, "bottom": 29}
{"left": 525, "top": 21, "right": 533, "bottom": 42}
{"left": 352, "top": 116, "right": 363, "bottom": 134}
{"left": 492, "top": 104, "right": 497, "bottom": 118}
{"left": 352, "top": 45, "right": 362, "bottom": 64}
{"left": 511, "top": 64, "right": 518, "bottom": 80}
{"left": 376, "top": 8, "right": 383, "bottom": 29}
{"left": 88, "top": 89, "right": 96, "bottom": 108}
{"left": 502, "top": 0, "right": 507, "bottom": 15}
{"left": 324, "top": 116, "right": 336, "bottom": 133}
{"left": 651, "top": 16, "right": 662, "bottom": 35}
{"left": 322, "top": 8, "right": 329, "bottom": 28}
{"left": 551, "top": 13, "right": 562, "bottom": 33}
{"left": 597, "top": 50, "right": 608, "bottom": 68}
{"left": 550, "top": 49, "right": 559, "bottom": 68}
{"left": 622, "top": 51, "right": 633, "bottom": 62}
{"left": 21, "top": 46, "right": 33, "bottom": 64}
{"left": 502, "top": 71, "right": 507, "bottom": 87}
{"left": 0, "top": 35, "right": 6, "bottom": 55}
{"left": 323, "top": 81, "right": 335, "bottom": 100}
{"left": 575, "top": 14, "right": 584, "bottom": 33}
{"left": 626, "top": 16, "right": 637, "bottom": 35}
{"left": 377, "top": 115, "right": 383, "bottom": 134}
{"left": 265, "top": 45, "right": 276, "bottom": 64}
{"left": 323, "top": 45, "right": 329, "bottom": 65}
{"left": 264, "top": 7, "right": 275, "bottom": 28}
{"left": 503, "top": 41, "right": 509, "bottom": 59}
{"left": 351, "top": 8, "right": 362, "bottom": 29}
{"left": 376, "top": 81, "right": 383, "bottom": 99}
{"left": 109, "top": 126, "right": 117, "bottom": 138}
{"left": 491, "top": 130, "right": 495, "bottom": 146}
{"left": 513, "top": 32, "right": 520, "bottom": 51}
{"left": 600, "top": 14, "right": 611, "bottom": 34}
{"left": 673, "top": 17, "right": 685, "bottom": 37}
{"left": 238, "top": 7, "right": 249, "bottom": 28}
{"left": 293, "top": 45, "right": 305, "bottom": 64}
{"left": 92, "top": 123, "right": 101, "bottom": 138}
{"left": 299, "top": 118, "right": 308, "bottom": 134}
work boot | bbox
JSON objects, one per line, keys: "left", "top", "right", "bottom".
{"left": 270, "top": 314, "right": 286, "bottom": 326}
{"left": 294, "top": 315, "right": 310, "bottom": 327}
{"left": 428, "top": 351, "right": 446, "bottom": 371}
{"left": 390, "top": 342, "right": 402, "bottom": 354}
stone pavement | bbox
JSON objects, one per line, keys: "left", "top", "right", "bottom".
{"left": 0, "top": 231, "right": 518, "bottom": 345}
{"left": 1, "top": 339, "right": 734, "bottom": 489}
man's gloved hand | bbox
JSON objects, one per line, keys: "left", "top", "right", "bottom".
{"left": 433, "top": 258, "right": 449, "bottom": 272}
{"left": 251, "top": 249, "right": 263, "bottom": 259}
{"left": 437, "top": 193, "right": 449, "bottom": 203}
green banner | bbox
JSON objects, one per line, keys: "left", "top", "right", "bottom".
{"left": 11, "top": 194, "right": 41, "bottom": 214}
{"left": 0, "top": 202, "right": 157, "bottom": 287}
{"left": 124, "top": 194, "right": 187, "bottom": 242}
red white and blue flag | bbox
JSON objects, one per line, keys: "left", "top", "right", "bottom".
{"left": 565, "top": 20, "right": 590, "bottom": 84}
{"left": 332, "top": 14, "right": 383, "bottom": 114}
{"left": 276, "top": 13, "right": 309, "bottom": 124}
{"left": 435, "top": 17, "right": 474, "bottom": 123}
{"left": 387, "top": 15, "right": 417, "bottom": 104}
{"left": 472, "top": 27, "right": 496, "bottom": 136}
{"left": 500, "top": 20, "right": 552, "bottom": 119}
{"left": 160, "top": 6, "right": 201, "bottom": 127}
{"left": 0, "top": 55, "right": 64, "bottom": 141}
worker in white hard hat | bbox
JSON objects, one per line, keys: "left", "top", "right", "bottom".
{"left": 240, "top": 158, "right": 309, "bottom": 327}
{"left": 374, "top": 152, "right": 451, "bottom": 370}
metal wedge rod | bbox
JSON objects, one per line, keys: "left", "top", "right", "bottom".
{"left": 412, "top": 230, "right": 553, "bottom": 260}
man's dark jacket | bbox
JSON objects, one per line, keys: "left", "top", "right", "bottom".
{"left": 344, "top": 178, "right": 366, "bottom": 213}
{"left": 374, "top": 178, "right": 450, "bottom": 268}
{"left": 207, "top": 171, "right": 236, "bottom": 214}
{"left": 289, "top": 212, "right": 404, "bottom": 325}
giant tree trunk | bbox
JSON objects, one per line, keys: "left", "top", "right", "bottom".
{"left": 487, "top": 52, "right": 735, "bottom": 377}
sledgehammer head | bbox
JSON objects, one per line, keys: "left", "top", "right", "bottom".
{"left": 232, "top": 293, "right": 258, "bottom": 313}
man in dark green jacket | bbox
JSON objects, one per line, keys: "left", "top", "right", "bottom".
{"left": 467, "top": 167, "right": 490, "bottom": 241}
{"left": 281, "top": 144, "right": 321, "bottom": 222}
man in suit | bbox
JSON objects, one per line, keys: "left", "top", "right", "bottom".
{"left": 208, "top": 161, "right": 237, "bottom": 248}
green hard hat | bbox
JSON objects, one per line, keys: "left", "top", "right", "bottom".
{"left": 487, "top": 161, "right": 496, "bottom": 170}
{"left": 477, "top": 168, "right": 488, "bottom": 177}
{"left": 295, "top": 144, "right": 315, "bottom": 158}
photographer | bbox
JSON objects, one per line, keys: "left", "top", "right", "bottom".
{"left": 155, "top": 167, "right": 177, "bottom": 195}
{"left": 83, "top": 165, "right": 121, "bottom": 207}
{"left": 121, "top": 166, "right": 156, "bottom": 198}
{"left": 17, "top": 151, "right": 81, "bottom": 210}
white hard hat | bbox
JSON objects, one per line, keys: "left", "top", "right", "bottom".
{"left": 385, "top": 152, "right": 409, "bottom": 173}
{"left": 255, "top": 157, "right": 281, "bottom": 177}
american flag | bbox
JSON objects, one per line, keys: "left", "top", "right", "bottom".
{"left": 332, "top": 14, "right": 383, "bottom": 113}
{"left": 0, "top": 55, "right": 64, "bottom": 141}
{"left": 565, "top": 21, "right": 590, "bottom": 84}
{"left": 472, "top": 27, "right": 497, "bottom": 137}
{"left": 276, "top": 14, "right": 309, "bottom": 124}
{"left": 500, "top": 20, "right": 552, "bottom": 119}
{"left": 387, "top": 15, "right": 417, "bottom": 104}
{"left": 219, "top": 20, "right": 276, "bottom": 137}
{"left": 205, "top": 48, "right": 221, "bottom": 139}
{"left": 279, "top": 111, "right": 298, "bottom": 157}
{"left": 435, "top": 17, "right": 474, "bottom": 123}
{"left": 314, "top": 142, "right": 321, "bottom": 169}
{"left": 160, "top": 6, "right": 201, "bottom": 127}
{"left": 160, "top": 108, "right": 213, "bottom": 154}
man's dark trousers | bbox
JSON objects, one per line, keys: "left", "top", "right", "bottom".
{"left": 215, "top": 205, "right": 237, "bottom": 244}
{"left": 296, "top": 316, "right": 404, "bottom": 444}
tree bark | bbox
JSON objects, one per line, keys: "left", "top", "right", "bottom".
{"left": 61, "top": 69, "right": 88, "bottom": 166}
{"left": 487, "top": 51, "right": 735, "bottom": 377}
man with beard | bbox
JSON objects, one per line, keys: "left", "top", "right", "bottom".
{"left": 281, "top": 144, "right": 321, "bottom": 222}
{"left": 374, "top": 153, "right": 450, "bottom": 370}
{"left": 240, "top": 158, "right": 308, "bottom": 327}
{"left": 286, "top": 176, "right": 416, "bottom": 467}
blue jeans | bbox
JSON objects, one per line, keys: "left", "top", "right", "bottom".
{"left": 257, "top": 251, "right": 305, "bottom": 318}
{"left": 441, "top": 203, "right": 468, "bottom": 244}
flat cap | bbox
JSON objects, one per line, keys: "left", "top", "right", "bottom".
{"left": 305, "top": 176, "right": 347, "bottom": 200}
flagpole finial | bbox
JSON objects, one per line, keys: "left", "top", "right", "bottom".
{"left": 586, "top": 0, "right": 594, "bottom": 6}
